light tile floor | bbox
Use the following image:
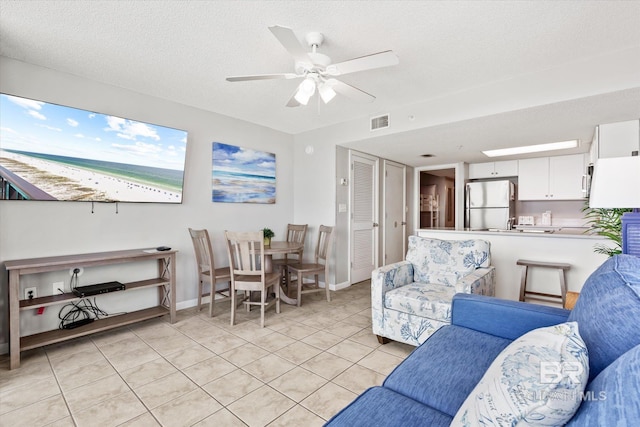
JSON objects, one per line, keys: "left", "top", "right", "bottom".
{"left": 0, "top": 281, "right": 414, "bottom": 426}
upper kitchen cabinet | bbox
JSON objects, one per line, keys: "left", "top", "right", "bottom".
{"left": 518, "top": 154, "right": 587, "bottom": 200}
{"left": 468, "top": 160, "right": 518, "bottom": 179}
{"left": 598, "top": 119, "right": 640, "bottom": 158}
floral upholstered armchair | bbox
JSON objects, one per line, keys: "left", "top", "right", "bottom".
{"left": 372, "top": 236, "right": 495, "bottom": 346}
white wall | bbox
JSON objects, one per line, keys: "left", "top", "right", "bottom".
{"left": 0, "top": 57, "right": 294, "bottom": 345}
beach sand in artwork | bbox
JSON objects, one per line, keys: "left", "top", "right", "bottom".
{"left": 212, "top": 176, "right": 275, "bottom": 204}
{"left": 0, "top": 150, "right": 181, "bottom": 202}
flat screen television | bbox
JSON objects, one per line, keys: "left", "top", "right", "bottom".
{"left": 0, "top": 93, "right": 188, "bottom": 203}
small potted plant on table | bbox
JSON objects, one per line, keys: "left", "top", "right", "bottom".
{"left": 262, "top": 227, "right": 275, "bottom": 246}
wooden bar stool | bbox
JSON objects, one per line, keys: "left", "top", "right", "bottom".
{"left": 517, "top": 259, "right": 571, "bottom": 307}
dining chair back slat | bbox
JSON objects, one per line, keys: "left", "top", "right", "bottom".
{"left": 188, "top": 228, "right": 231, "bottom": 317}
{"left": 225, "top": 230, "right": 280, "bottom": 327}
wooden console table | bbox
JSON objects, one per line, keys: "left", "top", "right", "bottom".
{"left": 5, "top": 248, "right": 177, "bottom": 370}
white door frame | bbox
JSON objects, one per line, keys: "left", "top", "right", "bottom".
{"left": 413, "top": 163, "right": 466, "bottom": 233}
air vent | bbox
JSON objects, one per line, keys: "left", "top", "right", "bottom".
{"left": 370, "top": 114, "right": 389, "bottom": 131}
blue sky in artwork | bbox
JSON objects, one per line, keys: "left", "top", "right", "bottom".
{"left": 0, "top": 94, "right": 188, "bottom": 170}
{"left": 212, "top": 142, "right": 275, "bottom": 177}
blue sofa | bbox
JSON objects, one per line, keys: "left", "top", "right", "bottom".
{"left": 326, "top": 255, "right": 640, "bottom": 426}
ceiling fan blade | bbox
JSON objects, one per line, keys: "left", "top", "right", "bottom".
{"left": 268, "top": 25, "right": 313, "bottom": 66}
{"left": 329, "top": 79, "right": 376, "bottom": 103}
{"left": 286, "top": 94, "right": 302, "bottom": 107}
{"left": 226, "top": 73, "right": 300, "bottom": 82}
{"left": 325, "top": 50, "right": 399, "bottom": 76}
{"left": 285, "top": 82, "right": 303, "bottom": 107}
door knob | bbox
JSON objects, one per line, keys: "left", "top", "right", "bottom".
{"left": 373, "top": 223, "right": 379, "bottom": 227}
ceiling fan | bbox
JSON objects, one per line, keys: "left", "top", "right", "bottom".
{"left": 226, "top": 26, "right": 399, "bottom": 107}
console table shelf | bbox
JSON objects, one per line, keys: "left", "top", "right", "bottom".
{"left": 6, "top": 248, "right": 177, "bottom": 369}
{"left": 21, "top": 306, "right": 169, "bottom": 351}
{"left": 18, "top": 277, "right": 170, "bottom": 310}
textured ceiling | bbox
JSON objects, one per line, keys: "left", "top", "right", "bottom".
{"left": 1, "top": 1, "right": 640, "bottom": 165}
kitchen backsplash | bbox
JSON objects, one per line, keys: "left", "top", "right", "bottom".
{"left": 515, "top": 200, "right": 588, "bottom": 228}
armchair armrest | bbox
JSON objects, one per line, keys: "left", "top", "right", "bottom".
{"left": 454, "top": 266, "right": 495, "bottom": 296}
{"left": 371, "top": 261, "right": 414, "bottom": 312}
{"left": 451, "top": 293, "right": 570, "bottom": 340}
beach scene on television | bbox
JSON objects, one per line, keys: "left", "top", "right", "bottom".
{"left": 212, "top": 142, "right": 276, "bottom": 204}
{"left": 0, "top": 94, "right": 188, "bottom": 203}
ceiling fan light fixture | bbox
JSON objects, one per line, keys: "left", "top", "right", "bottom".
{"left": 318, "top": 82, "right": 336, "bottom": 104}
{"left": 294, "top": 78, "right": 316, "bottom": 105}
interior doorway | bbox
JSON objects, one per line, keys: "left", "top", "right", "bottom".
{"left": 419, "top": 169, "right": 456, "bottom": 229}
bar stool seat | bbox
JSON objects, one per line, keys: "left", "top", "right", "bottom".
{"left": 517, "top": 259, "right": 571, "bottom": 307}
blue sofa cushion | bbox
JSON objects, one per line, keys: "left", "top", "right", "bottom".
{"left": 567, "top": 343, "right": 640, "bottom": 426}
{"left": 324, "top": 386, "right": 452, "bottom": 427}
{"left": 383, "top": 324, "right": 511, "bottom": 416}
{"left": 452, "top": 293, "right": 570, "bottom": 340}
{"left": 567, "top": 254, "right": 640, "bottom": 380}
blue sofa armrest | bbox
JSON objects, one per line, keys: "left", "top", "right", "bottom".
{"left": 451, "top": 293, "right": 570, "bottom": 340}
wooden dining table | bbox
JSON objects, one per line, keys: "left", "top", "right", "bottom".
{"left": 264, "top": 241, "right": 303, "bottom": 305}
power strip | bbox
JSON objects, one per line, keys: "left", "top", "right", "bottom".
{"left": 62, "top": 318, "right": 95, "bottom": 329}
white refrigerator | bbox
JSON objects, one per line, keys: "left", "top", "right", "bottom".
{"left": 465, "top": 180, "right": 516, "bottom": 230}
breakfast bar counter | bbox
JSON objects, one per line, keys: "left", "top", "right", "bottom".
{"left": 416, "top": 228, "right": 611, "bottom": 301}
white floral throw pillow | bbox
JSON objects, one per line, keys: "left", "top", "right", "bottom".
{"left": 451, "top": 322, "right": 588, "bottom": 426}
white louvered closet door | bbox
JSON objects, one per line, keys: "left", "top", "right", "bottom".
{"left": 350, "top": 151, "right": 379, "bottom": 284}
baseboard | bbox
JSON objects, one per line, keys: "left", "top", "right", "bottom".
{"left": 177, "top": 282, "right": 353, "bottom": 310}
{"left": 330, "top": 280, "right": 351, "bottom": 291}
{"left": 177, "top": 292, "right": 230, "bottom": 311}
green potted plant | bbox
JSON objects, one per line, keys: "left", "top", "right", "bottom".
{"left": 583, "top": 204, "right": 631, "bottom": 257}
{"left": 262, "top": 227, "right": 275, "bottom": 246}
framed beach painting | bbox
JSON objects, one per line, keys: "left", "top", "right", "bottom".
{"left": 212, "top": 142, "right": 276, "bottom": 204}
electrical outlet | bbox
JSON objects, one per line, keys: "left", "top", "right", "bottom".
{"left": 69, "top": 267, "right": 84, "bottom": 277}
{"left": 24, "top": 287, "right": 37, "bottom": 300}
{"left": 53, "top": 282, "right": 65, "bottom": 295}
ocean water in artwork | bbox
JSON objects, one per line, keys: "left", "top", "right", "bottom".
{"left": 212, "top": 142, "right": 276, "bottom": 204}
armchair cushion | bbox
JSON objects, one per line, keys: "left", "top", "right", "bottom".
{"left": 385, "top": 283, "right": 455, "bottom": 321}
{"left": 406, "top": 236, "right": 491, "bottom": 286}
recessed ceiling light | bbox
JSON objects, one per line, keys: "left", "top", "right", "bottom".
{"left": 482, "top": 140, "right": 579, "bottom": 157}
{"left": 421, "top": 154, "right": 435, "bottom": 158}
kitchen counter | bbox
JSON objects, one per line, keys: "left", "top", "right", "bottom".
{"left": 421, "top": 227, "right": 599, "bottom": 239}
{"left": 416, "top": 228, "right": 611, "bottom": 301}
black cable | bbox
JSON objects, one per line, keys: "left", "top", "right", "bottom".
{"left": 58, "top": 297, "right": 122, "bottom": 329}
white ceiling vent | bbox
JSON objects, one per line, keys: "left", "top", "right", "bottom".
{"left": 370, "top": 114, "right": 389, "bottom": 131}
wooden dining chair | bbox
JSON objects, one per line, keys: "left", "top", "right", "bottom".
{"left": 225, "top": 230, "right": 281, "bottom": 328}
{"left": 188, "top": 228, "right": 232, "bottom": 317}
{"left": 286, "top": 225, "right": 334, "bottom": 307}
{"left": 272, "top": 224, "right": 308, "bottom": 268}
{"left": 271, "top": 224, "right": 308, "bottom": 293}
